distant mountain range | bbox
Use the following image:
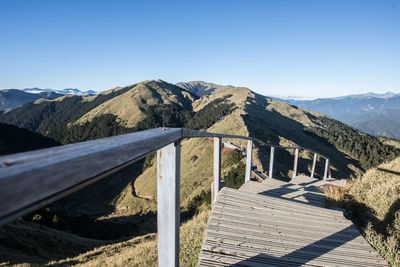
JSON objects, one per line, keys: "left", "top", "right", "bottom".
{"left": 285, "top": 92, "right": 400, "bottom": 139}
{"left": 0, "top": 88, "right": 96, "bottom": 111}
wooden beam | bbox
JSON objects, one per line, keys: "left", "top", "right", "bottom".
{"left": 310, "top": 153, "right": 318, "bottom": 179}
{"left": 269, "top": 146, "right": 275, "bottom": 178}
{"left": 245, "top": 140, "right": 253, "bottom": 182}
{"left": 323, "top": 158, "right": 329, "bottom": 180}
{"left": 0, "top": 128, "right": 182, "bottom": 225}
{"left": 157, "top": 142, "right": 181, "bottom": 267}
{"left": 213, "top": 137, "right": 222, "bottom": 203}
{"left": 292, "top": 148, "right": 299, "bottom": 179}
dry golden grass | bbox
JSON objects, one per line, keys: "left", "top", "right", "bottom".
{"left": 115, "top": 92, "right": 250, "bottom": 216}
{"left": 321, "top": 157, "right": 400, "bottom": 266}
{"left": 46, "top": 210, "right": 210, "bottom": 267}
{"left": 348, "top": 157, "right": 400, "bottom": 266}
{"left": 321, "top": 182, "right": 352, "bottom": 209}
{"left": 76, "top": 81, "right": 193, "bottom": 127}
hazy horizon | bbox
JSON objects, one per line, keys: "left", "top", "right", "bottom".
{"left": 1, "top": 0, "right": 399, "bottom": 98}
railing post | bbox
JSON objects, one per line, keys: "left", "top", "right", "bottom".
{"left": 245, "top": 140, "right": 253, "bottom": 182}
{"left": 213, "top": 137, "right": 222, "bottom": 204}
{"left": 157, "top": 142, "right": 181, "bottom": 267}
{"left": 310, "top": 153, "right": 317, "bottom": 179}
{"left": 323, "top": 158, "right": 329, "bottom": 180}
{"left": 292, "top": 147, "right": 299, "bottom": 179}
{"left": 269, "top": 146, "right": 275, "bottom": 178}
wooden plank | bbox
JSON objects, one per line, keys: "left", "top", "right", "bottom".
{"left": 213, "top": 137, "right": 222, "bottom": 203}
{"left": 324, "top": 158, "right": 329, "bottom": 180}
{"left": 292, "top": 148, "right": 299, "bottom": 179}
{"left": 215, "top": 197, "right": 342, "bottom": 223}
{"left": 238, "top": 187, "right": 325, "bottom": 202}
{"left": 206, "top": 222, "right": 372, "bottom": 249}
{"left": 203, "top": 238, "right": 385, "bottom": 265}
{"left": 245, "top": 140, "right": 253, "bottom": 182}
{"left": 202, "top": 241, "right": 386, "bottom": 267}
{"left": 0, "top": 127, "right": 183, "bottom": 225}
{"left": 157, "top": 142, "right": 181, "bottom": 267}
{"left": 223, "top": 187, "right": 337, "bottom": 216}
{"left": 199, "top": 181, "right": 388, "bottom": 267}
{"left": 213, "top": 205, "right": 354, "bottom": 231}
{"left": 311, "top": 153, "right": 318, "bottom": 179}
{"left": 269, "top": 146, "right": 275, "bottom": 178}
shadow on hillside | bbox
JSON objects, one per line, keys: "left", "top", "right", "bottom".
{"left": 243, "top": 94, "right": 363, "bottom": 180}
{"left": 349, "top": 197, "right": 400, "bottom": 238}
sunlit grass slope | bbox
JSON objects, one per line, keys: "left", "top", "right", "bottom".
{"left": 348, "top": 157, "right": 400, "bottom": 266}
{"left": 47, "top": 210, "right": 209, "bottom": 267}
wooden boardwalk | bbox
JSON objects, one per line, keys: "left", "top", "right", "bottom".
{"left": 198, "top": 176, "right": 387, "bottom": 266}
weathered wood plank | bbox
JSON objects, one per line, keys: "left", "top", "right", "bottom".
{"left": 157, "top": 142, "right": 181, "bottom": 267}
{"left": 206, "top": 222, "right": 372, "bottom": 249}
{"left": 292, "top": 148, "right": 299, "bottom": 179}
{"left": 269, "top": 146, "right": 275, "bottom": 178}
{"left": 323, "top": 158, "right": 330, "bottom": 180}
{"left": 213, "top": 137, "right": 222, "bottom": 203}
{"left": 311, "top": 153, "right": 318, "bottom": 179}
{"left": 0, "top": 127, "right": 183, "bottom": 225}
{"left": 245, "top": 140, "right": 253, "bottom": 182}
{"left": 198, "top": 180, "right": 388, "bottom": 267}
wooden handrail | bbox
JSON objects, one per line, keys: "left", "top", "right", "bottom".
{"left": 0, "top": 127, "right": 331, "bottom": 267}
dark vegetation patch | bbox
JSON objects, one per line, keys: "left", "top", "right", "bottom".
{"left": 0, "top": 122, "right": 60, "bottom": 156}
{"left": 0, "top": 86, "right": 132, "bottom": 142}
{"left": 307, "top": 117, "right": 400, "bottom": 169}
{"left": 186, "top": 97, "right": 235, "bottom": 130}
{"left": 223, "top": 162, "right": 246, "bottom": 189}
{"left": 185, "top": 190, "right": 212, "bottom": 213}
{"left": 222, "top": 148, "right": 246, "bottom": 189}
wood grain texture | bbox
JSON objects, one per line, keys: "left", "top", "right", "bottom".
{"left": 198, "top": 179, "right": 388, "bottom": 267}
{"left": 292, "top": 148, "right": 299, "bottom": 179}
{"left": 157, "top": 142, "right": 181, "bottom": 267}
{"left": 0, "top": 127, "right": 182, "bottom": 224}
{"left": 213, "top": 137, "right": 222, "bottom": 204}
{"left": 311, "top": 153, "right": 318, "bottom": 179}
{"left": 269, "top": 146, "right": 275, "bottom": 178}
{"left": 245, "top": 140, "right": 253, "bottom": 182}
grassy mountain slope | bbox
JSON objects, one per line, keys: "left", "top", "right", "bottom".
{"left": 0, "top": 219, "right": 105, "bottom": 265}
{"left": 47, "top": 210, "right": 209, "bottom": 267}
{"left": 1, "top": 80, "right": 399, "bottom": 265}
{"left": 348, "top": 157, "right": 400, "bottom": 266}
{"left": 76, "top": 80, "right": 196, "bottom": 128}
{"left": 324, "top": 157, "right": 400, "bottom": 266}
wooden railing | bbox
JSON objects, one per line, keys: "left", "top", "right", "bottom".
{"left": 0, "top": 127, "right": 330, "bottom": 267}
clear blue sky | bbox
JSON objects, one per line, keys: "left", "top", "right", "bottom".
{"left": 0, "top": 0, "right": 399, "bottom": 98}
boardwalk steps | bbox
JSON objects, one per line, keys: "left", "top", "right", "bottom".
{"left": 198, "top": 177, "right": 388, "bottom": 267}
